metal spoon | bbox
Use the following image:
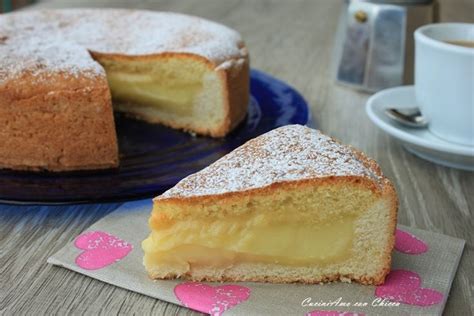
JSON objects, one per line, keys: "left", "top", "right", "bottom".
{"left": 385, "top": 107, "right": 429, "bottom": 128}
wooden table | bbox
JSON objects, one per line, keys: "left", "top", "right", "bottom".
{"left": 1, "top": 0, "right": 473, "bottom": 315}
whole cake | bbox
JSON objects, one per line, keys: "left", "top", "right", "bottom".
{"left": 142, "top": 125, "right": 398, "bottom": 285}
{"left": 0, "top": 9, "right": 249, "bottom": 171}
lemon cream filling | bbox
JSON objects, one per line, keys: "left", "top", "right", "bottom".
{"left": 142, "top": 214, "right": 356, "bottom": 273}
{"left": 95, "top": 56, "right": 211, "bottom": 117}
{"left": 106, "top": 72, "right": 202, "bottom": 116}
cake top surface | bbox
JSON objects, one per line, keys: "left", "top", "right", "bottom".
{"left": 0, "top": 34, "right": 105, "bottom": 83}
{"left": 0, "top": 9, "right": 246, "bottom": 83}
{"left": 158, "top": 125, "right": 383, "bottom": 200}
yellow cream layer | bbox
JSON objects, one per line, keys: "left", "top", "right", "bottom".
{"left": 95, "top": 56, "right": 212, "bottom": 117}
{"left": 143, "top": 213, "right": 356, "bottom": 271}
{"left": 106, "top": 71, "right": 202, "bottom": 116}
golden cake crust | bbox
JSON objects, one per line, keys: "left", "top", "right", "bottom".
{"left": 0, "top": 70, "right": 119, "bottom": 172}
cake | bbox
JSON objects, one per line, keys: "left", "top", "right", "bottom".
{"left": 0, "top": 9, "right": 249, "bottom": 171}
{"left": 142, "top": 124, "right": 398, "bottom": 285}
{"left": 0, "top": 38, "right": 118, "bottom": 171}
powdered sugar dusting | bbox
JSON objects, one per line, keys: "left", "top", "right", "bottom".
{"left": 0, "top": 11, "right": 104, "bottom": 81}
{"left": 0, "top": 35, "right": 104, "bottom": 82}
{"left": 159, "top": 125, "right": 382, "bottom": 199}
{"left": 0, "top": 9, "right": 245, "bottom": 83}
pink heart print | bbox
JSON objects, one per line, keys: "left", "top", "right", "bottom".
{"left": 307, "top": 310, "right": 364, "bottom": 316}
{"left": 174, "top": 282, "right": 251, "bottom": 316}
{"left": 375, "top": 270, "right": 443, "bottom": 306}
{"left": 395, "top": 229, "right": 428, "bottom": 254}
{"left": 74, "top": 231, "right": 133, "bottom": 270}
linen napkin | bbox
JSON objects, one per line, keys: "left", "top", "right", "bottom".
{"left": 48, "top": 200, "right": 465, "bottom": 316}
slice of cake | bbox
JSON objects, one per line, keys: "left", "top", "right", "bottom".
{"left": 142, "top": 125, "right": 398, "bottom": 285}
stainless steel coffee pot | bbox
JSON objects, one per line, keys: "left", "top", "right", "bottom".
{"left": 336, "top": 0, "right": 439, "bottom": 92}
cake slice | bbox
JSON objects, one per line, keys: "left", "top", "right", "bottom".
{"left": 142, "top": 125, "right": 398, "bottom": 285}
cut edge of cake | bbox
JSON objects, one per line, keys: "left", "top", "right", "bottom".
{"left": 147, "top": 178, "right": 397, "bottom": 285}
{"left": 92, "top": 51, "right": 249, "bottom": 137}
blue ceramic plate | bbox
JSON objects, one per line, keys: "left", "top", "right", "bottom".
{"left": 0, "top": 70, "right": 311, "bottom": 204}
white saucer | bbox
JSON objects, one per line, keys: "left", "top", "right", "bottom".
{"left": 366, "top": 86, "right": 474, "bottom": 171}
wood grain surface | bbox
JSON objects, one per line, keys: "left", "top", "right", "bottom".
{"left": 1, "top": 0, "right": 473, "bottom": 315}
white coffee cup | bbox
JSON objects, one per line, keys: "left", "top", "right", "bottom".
{"left": 414, "top": 23, "right": 474, "bottom": 146}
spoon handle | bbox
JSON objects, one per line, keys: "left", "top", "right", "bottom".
{"left": 385, "top": 107, "right": 429, "bottom": 128}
